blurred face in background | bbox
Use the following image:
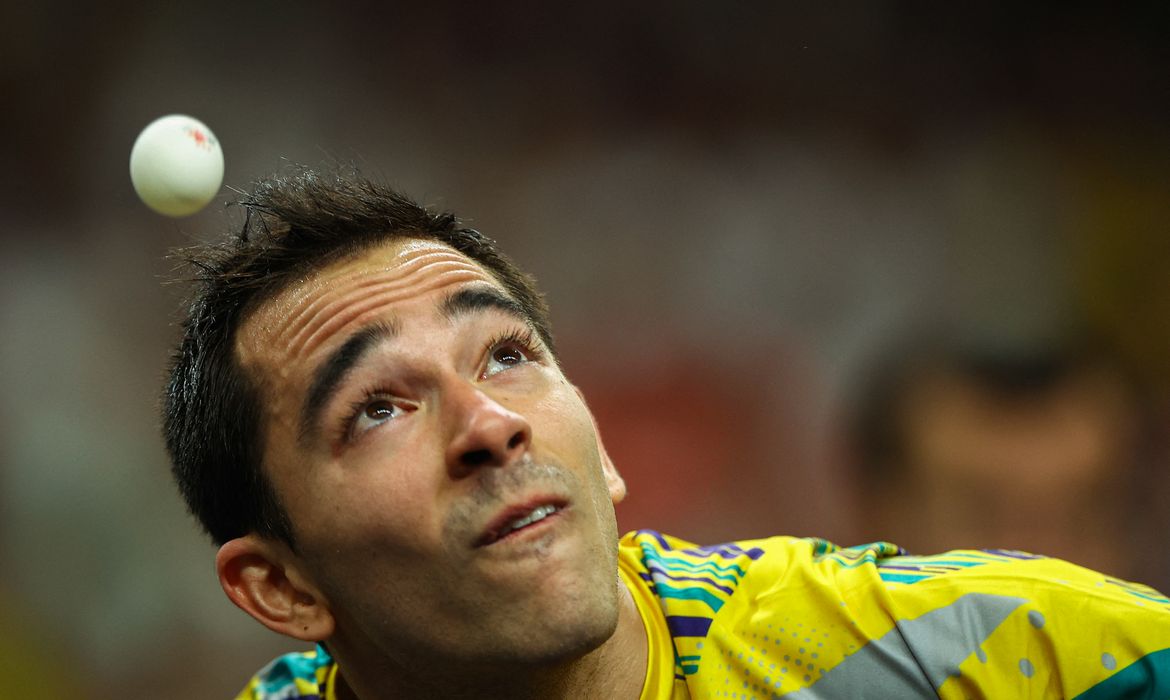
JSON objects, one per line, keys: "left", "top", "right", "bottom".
{"left": 868, "top": 365, "right": 1138, "bottom": 576}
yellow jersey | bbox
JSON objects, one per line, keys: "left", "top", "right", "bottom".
{"left": 619, "top": 530, "right": 1170, "bottom": 699}
{"left": 238, "top": 530, "right": 1170, "bottom": 699}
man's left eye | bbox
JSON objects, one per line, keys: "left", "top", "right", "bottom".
{"left": 485, "top": 343, "right": 531, "bottom": 377}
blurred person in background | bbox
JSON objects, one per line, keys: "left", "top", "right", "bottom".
{"left": 163, "top": 170, "right": 1170, "bottom": 699}
{"left": 844, "top": 333, "right": 1164, "bottom": 589}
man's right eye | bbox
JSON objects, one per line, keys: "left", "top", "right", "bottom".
{"left": 349, "top": 396, "right": 405, "bottom": 438}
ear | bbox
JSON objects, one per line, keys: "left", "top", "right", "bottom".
{"left": 216, "top": 534, "right": 335, "bottom": 642}
{"left": 574, "top": 385, "right": 627, "bottom": 504}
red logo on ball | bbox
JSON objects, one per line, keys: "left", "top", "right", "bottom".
{"left": 184, "top": 126, "right": 217, "bottom": 151}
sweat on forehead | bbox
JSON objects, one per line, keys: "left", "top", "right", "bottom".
{"left": 235, "top": 239, "right": 506, "bottom": 367}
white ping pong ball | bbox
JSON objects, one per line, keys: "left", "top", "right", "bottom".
{"left": 130, "top": 114, "right": 224, "bottom": 217}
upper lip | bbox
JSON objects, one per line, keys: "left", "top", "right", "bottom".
{"left": 475, "top": 496, "right": 568, "bottom": 547}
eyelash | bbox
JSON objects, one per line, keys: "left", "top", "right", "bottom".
{"left": 483, "top": 326, "right": 544, "bottom": 370}
{"left": 340, "top": 389, "right": 397, "bottom": 443}
{"left": 339, "top": 326, "right": 544, "bottom": 442}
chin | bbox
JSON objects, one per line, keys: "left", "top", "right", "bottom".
{"left": 516, "top": 615, "right": 620, "bottom": 668}
{"left": 559, "top": 601, "right": 621, "bottom": 657}
{"left": 486, "top": 578, "right": 623, "bottom": 667}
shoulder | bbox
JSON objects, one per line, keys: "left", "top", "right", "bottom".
{"left": 876, "top": 546, "right": 1170, "bottom": 608}
{"left": 235, "top": 645, "right": 334, "bottom": 700}
{"left": 876, "top": 548, "right": 1170, "bottom": 641}
{"left": 617, "top": 529, "right": 909, "bottom": 638}
{"left": 618, "top": 528, "right": 870, "bottom": 572}
{"left": 619, "top": 530, "right": 912, "bottom": 601}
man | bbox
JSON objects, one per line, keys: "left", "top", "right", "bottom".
{"left": 846, "top": 337, "right": 1159, "bottom": 585}
{"left": 163, "top": 169, "right": 1170, "bottom": 699}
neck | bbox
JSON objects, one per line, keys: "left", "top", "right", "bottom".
{"left": 333, "top": 584, "right": 647, "bottom": 700}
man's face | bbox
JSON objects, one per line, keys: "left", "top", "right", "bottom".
{"left": 235, "top": 239, "right": 626, "bottom": 668}
{"left": 884, "top": 369, "right": 1132, "bottom": 573}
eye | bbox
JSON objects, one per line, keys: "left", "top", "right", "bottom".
{"left": 351, "top": 397, "right": 406, "bottom": 437}
{"left": 483, "top": 333, "right": 538, "bottom": 378}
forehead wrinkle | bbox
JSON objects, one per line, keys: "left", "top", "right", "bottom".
{"left": 282, "top": 270, "right": 426, "bottom": 355}
{"left": 273, "top": 272, "right": 396, "bottom": 347}
{"left": 272, "top": 248, "right": 475, "bottom": 344}
{"left": 290, "top": 265, "right": 492, "bottom": 362}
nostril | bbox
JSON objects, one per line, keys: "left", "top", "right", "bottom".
{"left": 507, "top": 431, "right": 525, "bottom": 450}
{"left": 462, "top": 449, "right": 493, "bottom": 467}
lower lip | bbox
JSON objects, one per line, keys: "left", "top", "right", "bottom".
{"left": 489, "top": 509, "right": 562, "bottom": 546}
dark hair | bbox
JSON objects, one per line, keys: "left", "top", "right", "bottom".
{"left": 162, "top": 167, "right": 554, "bottom": 548}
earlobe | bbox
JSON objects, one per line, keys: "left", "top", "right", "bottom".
{"left": 601, "top": 449, "right": 627, "bottom": 504}
{"left": 216, "top": 535, "right": 335, "bottom": 642}
{"left": 573, "top": 385, "right": 627, "bottom": 505}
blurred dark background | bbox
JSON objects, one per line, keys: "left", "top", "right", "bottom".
{"left": 2, "top": 3, "right": 1169, "bottom": 697}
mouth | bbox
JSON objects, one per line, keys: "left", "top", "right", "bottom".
{"left": 476, "top": 500, "right": 567, "bottom": 547}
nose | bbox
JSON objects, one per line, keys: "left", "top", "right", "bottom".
{"left": 444, "top": 381, "right": 533, "bottom": 479}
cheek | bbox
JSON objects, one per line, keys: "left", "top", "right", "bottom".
{"left": 529, "top": 391, "right": 613, "bottom": 505}
{"left": 296, "top": 452, "right": 440, "bottom": 555}
{"left": 529, "top": 386, "right": 597, "bottom": 449}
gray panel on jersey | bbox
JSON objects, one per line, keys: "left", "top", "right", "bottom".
{"left": 775, "top": 592, "right": 1026, "bottom": 699}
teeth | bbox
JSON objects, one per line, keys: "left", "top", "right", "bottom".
{"left": 505, "top": 505, "right": 557, "bottom": 533}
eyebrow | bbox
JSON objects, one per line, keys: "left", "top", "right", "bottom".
{"left": 440, "top": 286, "right": 528, "bottom": 324}
{"left": 300, "top": 320, "right": 399, "bottom": 442}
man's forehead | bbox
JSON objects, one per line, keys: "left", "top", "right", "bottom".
{"left": 235, "top": 238, "right": 500, "bottom": 371}
{"left": 272, "top": 238, "right": 486, "bottom": 308}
